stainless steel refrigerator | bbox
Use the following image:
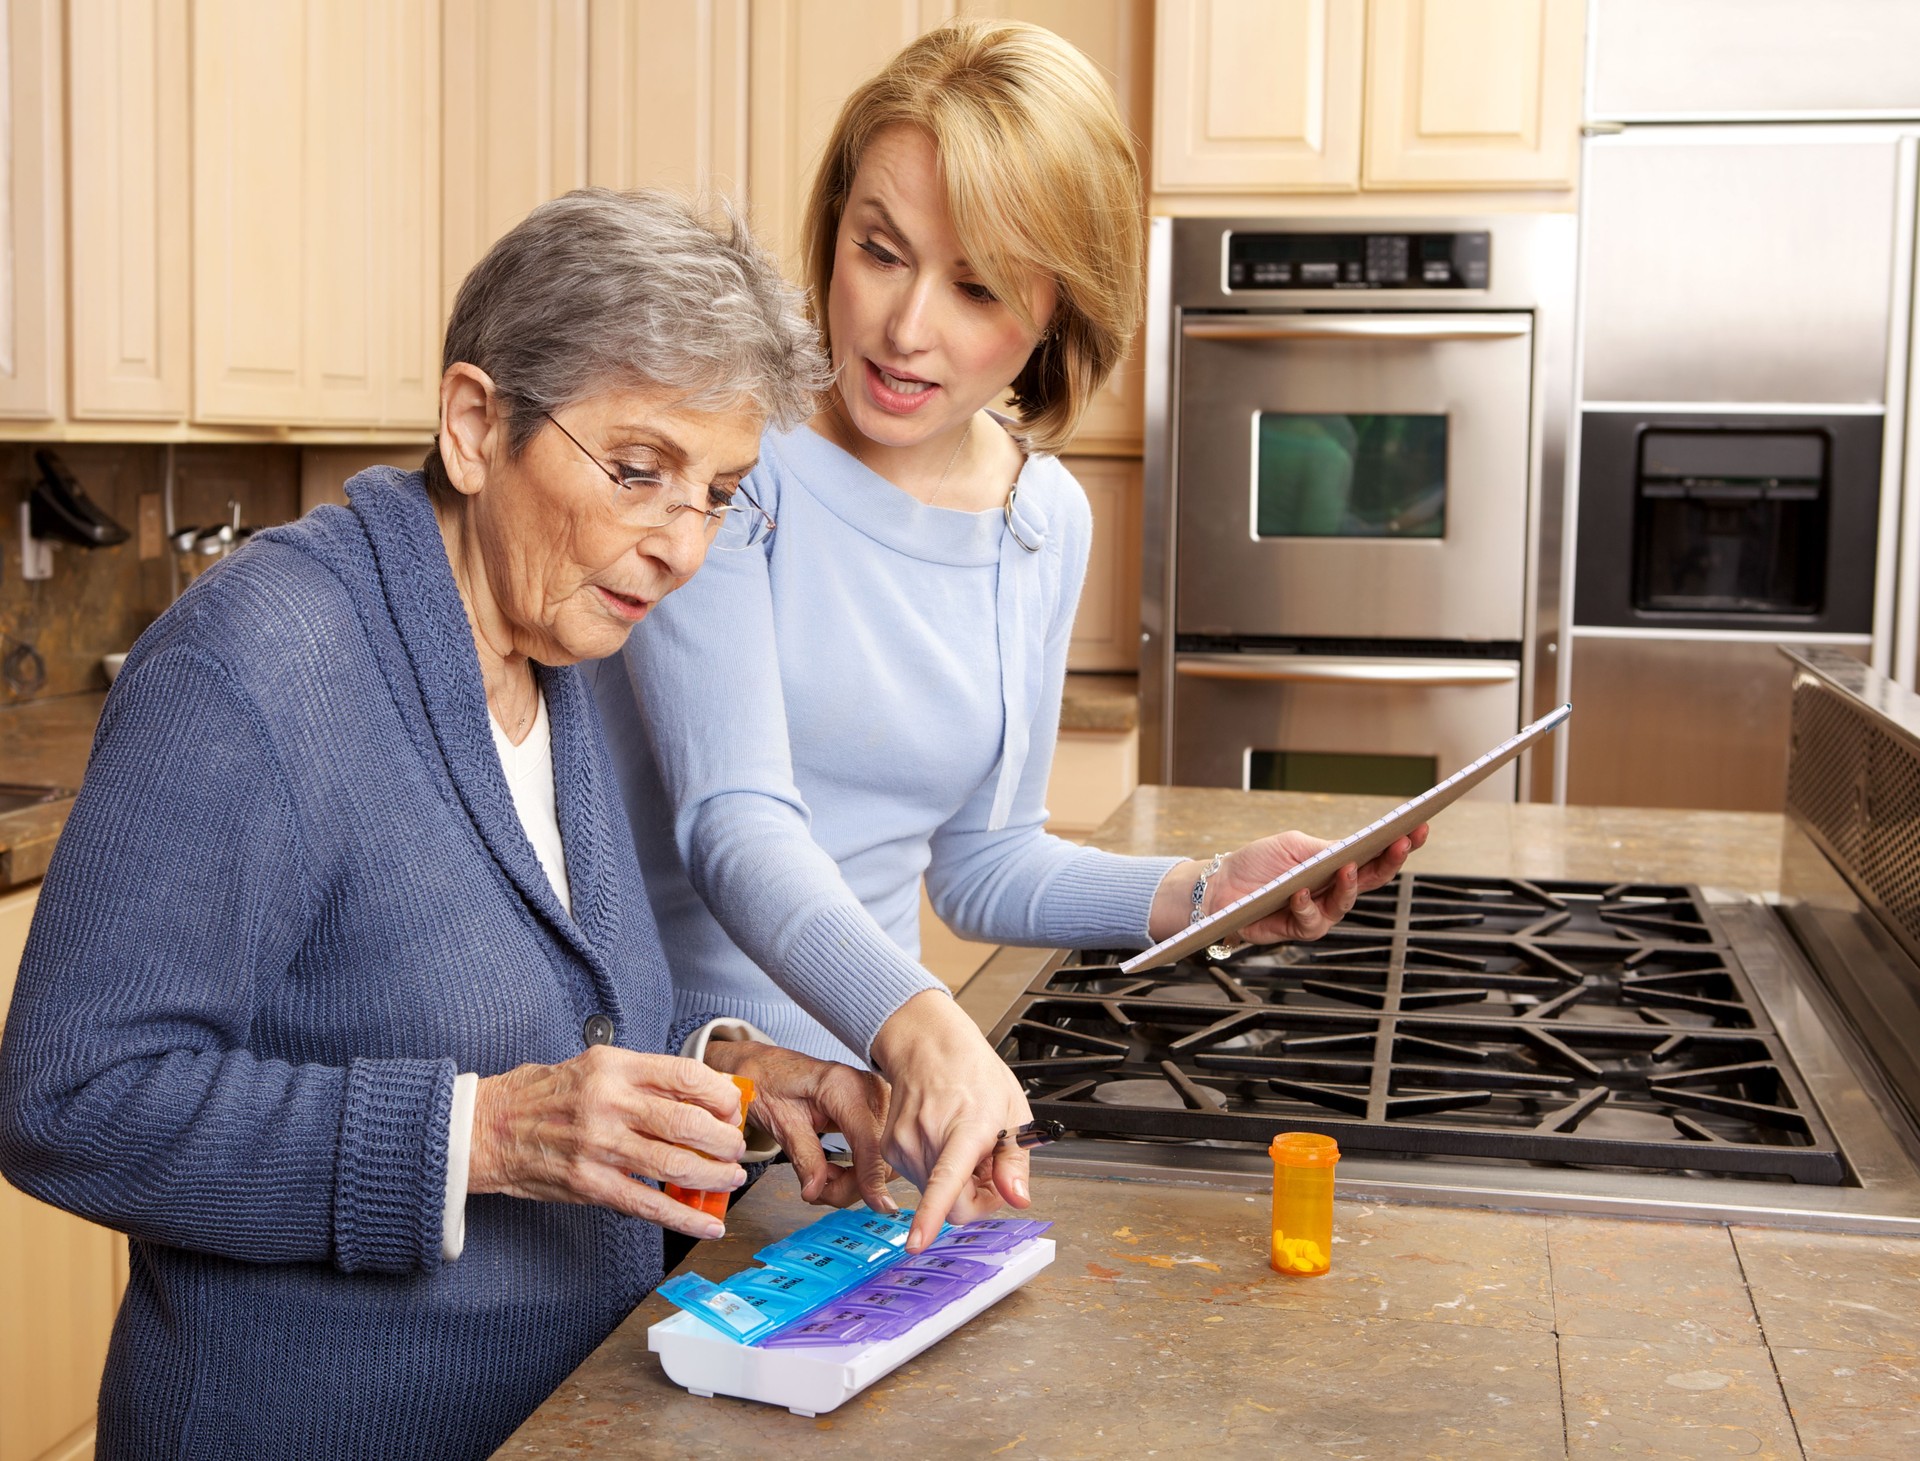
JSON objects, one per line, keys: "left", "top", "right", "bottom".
{"left": 1561, "top": 0, "right": 1920, "bottom": 811}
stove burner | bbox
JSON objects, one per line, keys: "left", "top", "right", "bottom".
{"left": 992, "top": 873, "right": 1845, "bottom": 1184}
{"left": 1338, "top": 875, "right": 1719, "bottom": 943}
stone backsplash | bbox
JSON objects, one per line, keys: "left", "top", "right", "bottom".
{"left": 0, "top": 444, "right": 301, "bottom": 706}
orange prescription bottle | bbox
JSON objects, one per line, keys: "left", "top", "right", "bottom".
{"left": 665, "top": 1074, "right": 756, "bottom": 1219}
{"left": 1269, "top": 1131, "right": 1339, "bottom": 1276}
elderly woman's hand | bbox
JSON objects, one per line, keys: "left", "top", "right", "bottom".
{"left": 699, "top": 1038, "right": 895, "bottom": 1211}
{"left": 1147, "top": 825, "right": 1430, "bottom": 947}
{"left": 469, "top": 1048, "right": 748, "bottom": 1239}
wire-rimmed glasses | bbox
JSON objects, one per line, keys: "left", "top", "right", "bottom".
{"left": 543, "top": 410, "right": 774, "bottom": 552}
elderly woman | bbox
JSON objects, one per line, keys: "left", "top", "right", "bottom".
{"left": 0, "top": 190, "right": 870, "bottom": 1460}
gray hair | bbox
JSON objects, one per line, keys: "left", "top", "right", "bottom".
{"left": 427, "top": 188, "right": 825, "bottom": 492}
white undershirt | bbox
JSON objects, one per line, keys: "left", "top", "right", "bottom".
{"left": 443, "top": 691, "right": 573, "bottom": 1261}
{"left": 438, "top": 693, "right": 774, "bottom": 1261}
{"left": 490, "top": 690, "right": 572, "bottom": 915}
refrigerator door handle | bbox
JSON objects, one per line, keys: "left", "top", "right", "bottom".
{"left": 1176, "top": 654, "right": 1521, "bottom": 687}
{"left": 1181, "top": 317, "right": 1533, "bottom": 344}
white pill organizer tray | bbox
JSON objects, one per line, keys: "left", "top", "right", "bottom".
{"left": 651, "top": 1209, "right": 1056, "bottom": 1416}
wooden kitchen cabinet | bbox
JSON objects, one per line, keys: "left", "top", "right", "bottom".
{"left": 1153, "top": 0, "right": 1366, "bottom": 193}
{"left": 746, "top": 0, "right": 946, "bottom": 273}
{"left": 0, "top": 0, "right": 64, "bottom": 421}
{"left": 1047, "top": 726, "right": 1140, "bottom": 839}
{"left": 65, "top": 0, "right": 190, "bottom": 422}
{"left": 588, "top": 0, "right": 749, "bottom": 202}
{"left": 1363, "top": 0, "right": 1582, "bottom": 189}
{"left": 0, "top": 885, "right": 128, "bottom": 1461}
{"left": 441, "top": 0, "right": 588, "bottom": 322}
{"left": 191, "top": 0, "right": 441, "bottom": 428}
{"left": 1065, "top": 454, "right": 1141, "bottom": 672}
{"left": 1155, "top": 0, "right": 1582, "bottom": 195}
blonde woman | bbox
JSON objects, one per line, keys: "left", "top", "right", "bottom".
{"left": 593, "top": 20, "right": 1421, "bottom": 1251}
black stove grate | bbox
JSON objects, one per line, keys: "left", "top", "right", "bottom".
{"left": 989, "top": 875, "right": 1846, "bottom": 1183}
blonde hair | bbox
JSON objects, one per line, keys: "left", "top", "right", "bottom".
{"left": 802, "top": 19, "right": 1143, "bottom": 455}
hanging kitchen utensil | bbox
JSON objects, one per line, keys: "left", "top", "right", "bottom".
{"left": 29, "top": 449, "right": 131, "bottom": 548}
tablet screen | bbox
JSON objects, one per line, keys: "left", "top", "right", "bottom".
{"left": 1119, "top": 703, "right": 1572, "bottom": 972}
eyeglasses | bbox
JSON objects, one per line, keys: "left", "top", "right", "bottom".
{"left": 542, "top": 410, "right": 774, "bottom": 552}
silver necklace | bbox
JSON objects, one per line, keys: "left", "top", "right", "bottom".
{"left": 837, "top": 393, "right": 972, "bottom": 507}
{"left": 922, "top": 420, "right": 972, "bottom": 509}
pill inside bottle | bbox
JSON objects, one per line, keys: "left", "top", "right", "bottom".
{"left": 665, "top": 1073, "right": 756, "bottom": 1219}
{"left": 1269, "top": 1131, "right": 1339, "bottom": 1277}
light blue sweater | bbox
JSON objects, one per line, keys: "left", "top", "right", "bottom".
{"left": 592, "top": 422, "right": 1180, "bottom": 1066}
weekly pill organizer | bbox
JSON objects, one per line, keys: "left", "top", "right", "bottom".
{"left": 650, "top": 1208, "right": 1055, "bottom": 1416}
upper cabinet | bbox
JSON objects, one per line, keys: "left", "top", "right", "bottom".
{"left": 747, "top": 0, "right": 947, "bottom": 274}
{"left": 66, "top": 0, "right": 190, "bottom": 421}
{"left": 589, "top": 0, "right": 748, "bottom": 201}
{"left": 1154, "top": 0, "right": 1365, "bottom": 193}
{"left": 192, "top": 0, "right": 441, "bottom": 429}
{"left": 1363, "top": 0, "right": 1580, "bottom": 189}
{"left": 1155, "top": 0, "right": 1584, "bottom": 195}
{"left": 441, "top": 0, "right": 588, "bottom": 322}
{"left": 0, "top": 0, "right": 63, "bottom": 421}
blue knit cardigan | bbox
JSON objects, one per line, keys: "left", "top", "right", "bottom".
{"left": 0, "top": 469, "right": 685, "bottom": 1459}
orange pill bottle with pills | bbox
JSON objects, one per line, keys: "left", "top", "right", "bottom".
{"left": 665, "top": 1074, "right": 756, "bottom": 1219}
{"left": 1269, "top": 1131, "right": 1339, "bottom": 1276}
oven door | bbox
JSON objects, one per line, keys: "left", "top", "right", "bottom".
{"left": 1176, "top": 313, "right": 1534, "bottom": 641}
{"left": 1170, "top": 653, "right": 1523, "bottom": 800}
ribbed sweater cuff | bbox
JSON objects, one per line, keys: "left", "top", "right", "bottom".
{"left": 335, "top": 1057, "right": 456, "bottom": 1274}
{"left": 784, "top": 903, "right": 947, "bottom": 1063}
{"left": 1031, "top": 850, "right": 1186, "bottom": 949}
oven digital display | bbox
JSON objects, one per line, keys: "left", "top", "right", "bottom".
{"left": 1226, "top": 231, "right": 1490, "bottom": 290}
{"left": 1254, "top": 413, "right": 1447, "bottom": 539}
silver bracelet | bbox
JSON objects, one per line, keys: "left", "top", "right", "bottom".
{"left": 1189, "top": 853, "right": 1235, "bottom": 960}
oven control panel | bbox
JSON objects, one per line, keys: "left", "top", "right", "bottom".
{"left": 1226, "top": 231, "right": 1491, "bottom": 290}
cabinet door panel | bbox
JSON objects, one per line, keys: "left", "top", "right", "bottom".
{"left": 0, "top": 887, "right": 128, "bottom": 1461}
{"left": 1153, "top": 0, "right": 1363, "bottom": 193}
{"left": 1364, "top": 0, "right": 1581, "bottom": 189}
{"left": 67, "top": 0, "right": 189, "bottom": 420}
{"left": 195, "top": 0, "right": 439, "bottom": 426}
{"left": 442, "top": 0, "right": 588, "bottom": 321}
{"left": 305, "top": 0, "right": 381, "bottom": 425}
{"left": 1065, "top": 455, "right": 1141, "bottom": 672}
{"left": 589, "top": 0, "right": 748, "bottom": 201}
{"left": 0, "top": 0, "right": 63, "bottom": 419}
{"left": 192, "top": 0, "right": 309, "bottom": 421}
{"left": 747, "top": 0, "right": 951, "bottom": 271}
{"left": 379, "top": 0, "right": 441, "bottom": 427}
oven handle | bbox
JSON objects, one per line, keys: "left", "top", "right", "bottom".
{"left": 1181, "top": 318, "right": 1532, "bottom": 343}
{"left": 1176, "top": 654, "right": 1520, "bottom": 687}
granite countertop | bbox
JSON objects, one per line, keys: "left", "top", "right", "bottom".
{"left": 499, "top": 788, "right": 1920, "bottom": 1458}
{"left": 0, "top": 692, "right": 103, "bottom": 889}
{"left": 1058, "top": 672, "right": 1138, "bottom": 733}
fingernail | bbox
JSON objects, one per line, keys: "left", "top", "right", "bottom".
{"left": 1013, "top": 1177, "right": 1029, "bottom": 1202}
{"left": 703, "top": 1220, "right": 725, "bottom": 1240}
{"left": 878, "top": 1194, "right": 900, "bottom": 1213}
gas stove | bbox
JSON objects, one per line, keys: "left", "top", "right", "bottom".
{"left": 990, "top": 876, "right": 1844, "bottom": 1185}
{"left": 962, "top": 655, "right": 1920, "bottom": 1235}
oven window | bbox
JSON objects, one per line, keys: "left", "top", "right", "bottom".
{"left": 1247, "top": 749, "right": 1437, "bottom": 797}
{"left": 1254, "top": 413, "right": 1447, "bottom": 538}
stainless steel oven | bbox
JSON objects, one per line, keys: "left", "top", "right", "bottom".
{"left": 1143, "top": 215, "right": 1576, "bottom": 800}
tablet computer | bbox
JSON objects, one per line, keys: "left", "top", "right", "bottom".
{"left": 1118, "top": 703, "right": 1572, "bottom": 972}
